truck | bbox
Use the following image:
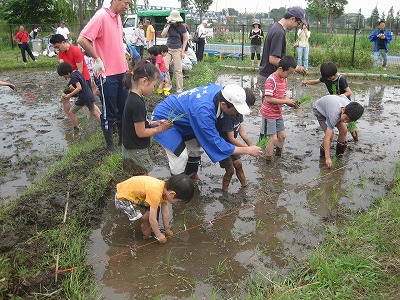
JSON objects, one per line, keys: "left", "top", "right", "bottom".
{"left": 123, "top": 10, "right": 186, "bottom": 46}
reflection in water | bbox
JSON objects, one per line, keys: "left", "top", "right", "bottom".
{"left": 367, "top": 85, "right": 385, "bottom": 124}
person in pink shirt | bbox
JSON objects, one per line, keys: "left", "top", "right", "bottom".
{"left": 148, "top": 45, "right": 171, "bottom": 96}
{"left": 77, "top": 0, "right": 131, "bottom": 152}
{"left": 259, "top": 55, "right": 299, "bottom": 161}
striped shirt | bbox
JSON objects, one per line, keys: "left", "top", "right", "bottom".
{"left": 260, "top": 72, "right": 287, "bottom": 120}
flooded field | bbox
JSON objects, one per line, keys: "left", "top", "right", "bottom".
{"left": 1, "top": 70, "right": 399, "bottom": 299}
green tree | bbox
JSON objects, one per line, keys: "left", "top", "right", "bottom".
{"left": 386, "top": 7, "right": 394, "bottom": 29}
{"left": 179, "top": 0, "right": 213, "bottom": 21}
{"left": 269, "top": 7, "right": 287, "bottom": 22}
{"left": 307, "top": 0, "right": 329, "bottom": 29}
{"left": 1, "top": 0, "right": 57, "bottom": 24}
{"left": 307, "top": 0, "right": 347, "bottom": 29}
{"left": 369, "top": 6, "right": 380, "bottom": 29}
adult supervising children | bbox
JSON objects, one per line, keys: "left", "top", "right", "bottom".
{"left": 369, "top": 20, "right": 392, "bottom": 70}
{"left": 152, "top": 84, "right": 262, "bottom": 179}
{"left": 195, "top": 20, "right": 208, "bottom": 62}
{"left": 78, "top": 0, "right": 130, "bottom": 152}
{"left": 161, "top": 10, "right": 188, "bottom": 93}
{"left": 249, "top": 19, "right": 264, "bottom": 67}
{"left": 258, "top": 7, "right": 307, "bottom": 85}
{"left": 13, "top": 25, "right": 37, "bottom": 65}
{"left": 313, "top": 95, "right": 364, "bottom": 168}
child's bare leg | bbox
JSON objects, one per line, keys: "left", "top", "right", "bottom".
{"left": 62, "top": 99, "right": 71, "bottom": 117}
{"left": 265, "top": 134, "right": 276, "bottom": 159}
{"left": 68, "top": 111, "right": 79, "bottom": 129}
{"left": 222, "top": 165, "right": 234, "bottom": 192}
{"left": 141, "top": 210, "right": 152, "bottom": 239}
{"left": 233, "top": 159, "right": 247, "bottom": 187}
{"left": 91, "top": 105, "right": 101, "bottom": 123}
{"left": 275, "top": 130, "right": 286, "bottom": 156}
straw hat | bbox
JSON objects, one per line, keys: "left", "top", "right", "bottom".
{"left": 252, "top": 19, "right": 260, "bottom": 27}
{"left": 166, "top": 10, "right": 183, "bottom": 23}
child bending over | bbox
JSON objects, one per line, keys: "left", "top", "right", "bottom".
{"left": 57, "top": 62, "right": 100, "bottom": 131}
{"left": 259, "top": 55, "right": 299, "bottom": 161}
{"left": 313, "top": 95, "right": 364, "bottom": 168}
{"left": 115, "top": 174, "right": 194, "bottom": 243}
{"left": 217, "top": 88, "right": 255, "bottom": 192}
{"left": 302, "top": 62, "right": 358, "bottom": 141}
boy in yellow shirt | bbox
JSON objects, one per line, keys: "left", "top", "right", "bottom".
{"left": 115, "top": 174, "right": 194, "bottom": 244}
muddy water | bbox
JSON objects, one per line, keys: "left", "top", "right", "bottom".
{"left": 0, "top": 71, "right": 99, "bottom": 202}
{"left": 87, "top": 75, "right": 400, "bottom": 299}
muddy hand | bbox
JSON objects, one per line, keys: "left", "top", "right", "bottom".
{"left": 157, "top": 234, "right": 167, "bottom": 244}
{"left": 326, "top": 158, "right": 332, "bottom": 169}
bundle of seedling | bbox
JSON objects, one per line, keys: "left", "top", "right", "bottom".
{"left": 347, "top": 121, "right": 358, "bottom": 141}
{"left": 257, "top": 135, "right": 269, "bottom": 147}
{"left": 167, "top": 107, "right": 186, "bottom": 123}
{"left": 295, "top": 94, "right": 312, "bottom": 106}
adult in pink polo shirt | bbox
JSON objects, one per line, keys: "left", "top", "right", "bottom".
{"left": 78, "top": 0, "right": 130, "bottom": 152}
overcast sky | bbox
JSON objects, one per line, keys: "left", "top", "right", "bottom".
{"left": 142, "top": 0, "right": 399, "bottom": 16}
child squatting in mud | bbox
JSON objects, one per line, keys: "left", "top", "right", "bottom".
{"left": 115, "top": 174, "right": 194, "bottom": 244}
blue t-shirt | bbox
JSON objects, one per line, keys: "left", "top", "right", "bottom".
{"left": 67, "top": 71, "right": 96, "bottom": 106}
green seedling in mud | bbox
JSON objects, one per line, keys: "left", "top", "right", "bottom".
{"left": 257, "top": 136, "right": 269, "bottom": 147}
{"left": 347, "top": 121, "right": 357, "bottom": 132}
{"left": 215, "top": 259, "right": 228, "bottom": 276}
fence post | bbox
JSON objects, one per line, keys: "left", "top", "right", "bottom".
{"left": 9, "top": 25, "right": 14, "bottom": 49}
{"left": 351, "top": 28, "right": 358, "bottom": 67}
{"left": 241, "top": 24, "right": 245, "bottom": 61}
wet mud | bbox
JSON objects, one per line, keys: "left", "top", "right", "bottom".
{"left": 88, "top": 75, "right": 400, "bottom": 299}
{"left": 1, "top": 70, "right": 400, "bottom": 299}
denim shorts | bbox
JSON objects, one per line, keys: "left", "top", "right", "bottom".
{"left": 263, "top": 117, "right": 285, "bottom": 135}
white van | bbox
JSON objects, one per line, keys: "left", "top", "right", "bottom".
{"left": 123, "top": 10, "right": 186, "bottom": 46}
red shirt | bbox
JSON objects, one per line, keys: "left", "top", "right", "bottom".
{"left": 260, "top": 72, "right": 288, "bottom": 120}
{"left": 155, "top": 55, "right": 167, "bottom": 72}
{"left": 58, "top": 44, "right": 90, "bottom": 80}
{"left": 14, "top": 31, "right": 29, "bottom": 43}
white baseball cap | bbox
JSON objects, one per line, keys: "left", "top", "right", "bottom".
{"left": 221, "top": 84, "right": 250, "bottom": 115}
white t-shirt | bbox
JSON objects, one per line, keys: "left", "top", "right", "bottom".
{"left": 56, "top": 27, "right": 70, "bottom": 39}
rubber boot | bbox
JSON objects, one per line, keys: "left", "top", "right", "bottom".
{"left": 116, "top": 122, "right": 123, "bottom": 146}
{"left": 320, "top": 145, "right": 325, "bottom": 157}
{"left": 103, "top": 129, "right": 118, "bottom": 153}
{"left": 163, "top": 87, "right": 171, "bottom": 96}
{"left": 335, "top": 141, "right": 347, "bottom": 156}
{"left": 222, "top": 166, "right": 234, "bottom": 192}
{"left": 184, "top": 156, "right": 201, "bottom": 179}
{"left": 233, "top": 160, "right": 247, "bottom": 188}
{"left": 275, "top": 147, "right": 282, "bottom": 157}
{"left": 157, "top": 88, "right": 163, "bottom": 95}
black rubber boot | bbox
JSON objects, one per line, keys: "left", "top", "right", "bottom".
{"left": 103, "top": 129, "right": 118, "bottom": 153}
{"left": 335, "top": 141, "right": 347, "bottom": 156}
{"left": 116, "top": 122, "right": 123, "bottom": 146}
{"left": 320, "top": 145, "right": 325, "bottom": 157}
{"left": 184, "top": 156, "right": 201, "bottom": 179}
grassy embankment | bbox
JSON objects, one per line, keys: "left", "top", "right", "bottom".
{"left": 0, "top": 60, "right": 219, "bottom": 299}
{"left": 0, "top": 47, "right": 399, "bottom": 299}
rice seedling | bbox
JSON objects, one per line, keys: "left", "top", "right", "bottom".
{"left": 167, "top": 107, "right": 186, "bottom": 122}
{"left": 347, "top": 121, "right": 357, "bottom": 132}
{"left": 256, "top": 135, "right": 269, "bottom": 147}
{"left": 297, "top": 94, "right": 312, "bottom": 104}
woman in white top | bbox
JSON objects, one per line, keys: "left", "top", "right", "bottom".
{"left": 134, "top": 21, "right": 146, "bottom": 58}
{"left": 195, "top": 20, "right": 207, "bottom": 62}
{"left": 297, "top": 24, "right": 311, "bottom": 70}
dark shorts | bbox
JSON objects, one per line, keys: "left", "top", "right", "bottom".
{"left": 219, "top": 155, "right": 240, "bottom": 169}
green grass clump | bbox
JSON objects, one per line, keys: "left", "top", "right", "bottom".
{"left": 298, "top": 94, "right": 312, "bottom": 104}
